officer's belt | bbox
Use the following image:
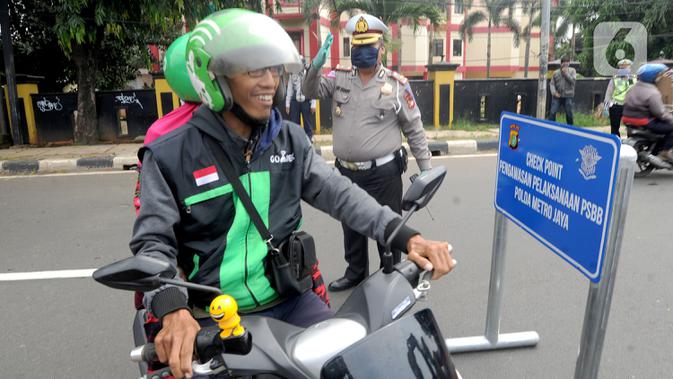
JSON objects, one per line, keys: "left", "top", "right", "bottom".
{"left": 337, "top": 152, "right": 396, "bottom": 171}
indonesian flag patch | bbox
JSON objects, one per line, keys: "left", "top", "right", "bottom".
{"left": 193, "top": 165, "right": 219, "bottom": 186}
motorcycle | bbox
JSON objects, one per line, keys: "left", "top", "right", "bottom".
{"left": 93, "top": 166, "right": 461, "bottom": 379}
{"left": 624, "top": 125, "right": 673, "bottom": 176}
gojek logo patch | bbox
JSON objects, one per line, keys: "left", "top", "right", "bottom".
{"left": 193, "top": 165, "right": 219, "bottom": 186}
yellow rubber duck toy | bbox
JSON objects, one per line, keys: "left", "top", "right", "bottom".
{"left": 209, "top": 295, "right": 245, "bottom": 339}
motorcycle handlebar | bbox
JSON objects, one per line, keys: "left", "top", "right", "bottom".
{"left": 394, "top": 259, "right": 423, "bottom": 288}
{"left": 131, "top": 343, "right": 157, "bottom": 363}
{"left": 132, "top": 343, "right": 223, "bottom": 378}
{"left": 130, "top": 261, "right": 428, "bottom": 378}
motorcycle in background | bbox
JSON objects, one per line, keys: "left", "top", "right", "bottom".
{"left": 624, "top": 126, "right": 673, "bottom": 176}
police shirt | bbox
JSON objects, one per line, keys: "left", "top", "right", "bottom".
{"left": 303, "top": 63, "right": 432, "bottom": 170}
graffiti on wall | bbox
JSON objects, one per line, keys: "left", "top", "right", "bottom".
{"left": 115, "top": 92, "right": 144, "bottom": 109}
{"left": 36, "top": 97, "right": 63, "bottom": 112}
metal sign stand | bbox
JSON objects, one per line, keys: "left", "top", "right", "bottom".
{"left": 445, "top": 211, "right": 539, "bottom": 353}
{"left": 575, "top": 145, "right": 636, "bottom": 378}
{"left": 446, "top": 144, "right": 636, "bottom": 373}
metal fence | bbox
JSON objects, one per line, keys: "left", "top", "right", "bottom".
{"left": 454, "top": 78, "right": 610, "bottom": 124}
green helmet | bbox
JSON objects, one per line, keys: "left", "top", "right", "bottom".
{"left": 186, "top": 9, "right": 302, "bottom": 112}
{"left": 163, "top": 33, "right": 200, "bottom": 103}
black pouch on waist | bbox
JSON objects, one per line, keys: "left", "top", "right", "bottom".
{"left": 265, "top": 231, "right": 315, "bottom": 297}
{"left": 397, "top": 146, "right": 409, "bottom": 173}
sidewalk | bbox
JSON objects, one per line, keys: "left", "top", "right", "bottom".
{"left": 0, "top": 126, "right": 611, "bottom": 175}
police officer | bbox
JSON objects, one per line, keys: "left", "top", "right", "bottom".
{"left": 603, "top": 59, "right": 636, "bottom": 136}
{"left": 303, "top": 14, "right": 433, "bottom": 292}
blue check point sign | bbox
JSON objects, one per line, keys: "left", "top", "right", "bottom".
{"left": 495, "top": 112, "right": 621, "bottom": 282}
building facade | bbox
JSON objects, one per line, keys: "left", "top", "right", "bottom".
{"left": 272, "top": 0, "right": 546, "bottom": 79}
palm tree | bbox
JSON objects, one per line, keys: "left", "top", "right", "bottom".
{"left": 302, "top": 0, "right": 444, "bottom": 70}
{"left": 520, "top": 0, "right": 538, "bottom": 78}
{"left": 519, "top": 0, "right": 571, "bottom": 77}
{"left": 459, "top": 0, "right": 521, "bottom": 78}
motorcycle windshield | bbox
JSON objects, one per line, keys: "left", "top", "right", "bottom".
{"left": 320, "top": 308, "right": 458, "bottom": 379}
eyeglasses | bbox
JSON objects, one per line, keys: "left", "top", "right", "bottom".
{"left": 247, "top": 65, "right": 285, "bottom": 78}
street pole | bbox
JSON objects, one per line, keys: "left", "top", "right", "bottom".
{"left": 536, "top": 0, "right": 551, "bottom": 119}
{"left": 1, "top": 0, "right": 23, "bottom": 145}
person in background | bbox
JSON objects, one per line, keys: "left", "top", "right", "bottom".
{"left": 622, "top": 63, "right": 673, "bottom": 163}
{"left": 548, "top": 56, "right": 576, "bottom": 125}
{"left": 286, "top": 58, "right": 317, "bottom": 141}
{"left": 302, "top": 14, "right": 433, "bottom": 292}
{"left": 603, "top": 59, "right": 636, "bottom": 137}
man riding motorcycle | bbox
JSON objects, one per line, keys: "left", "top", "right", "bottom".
{"left": 622, "top": 63, "right": 673, "bottom": 162}
{"left": 131, "top": 9, "right": 456, "bottom": 379}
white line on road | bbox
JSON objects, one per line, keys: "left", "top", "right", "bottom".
{"left": 0, "top": 269, "right": 95, "bottom": 281}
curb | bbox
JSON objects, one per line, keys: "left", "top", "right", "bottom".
{"left": 0, "top": 139, "right": 498, "bottom": 175}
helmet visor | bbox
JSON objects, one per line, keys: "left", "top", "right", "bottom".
{"left": 192, "top": 10, "right": 303, "bottom": 78}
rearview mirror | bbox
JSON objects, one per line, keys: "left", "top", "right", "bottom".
{"left": 402, "top": 166, "right": 447, "bottom": 211}
{"left": 92, "top": 255, "right": 176, "bottom": 292}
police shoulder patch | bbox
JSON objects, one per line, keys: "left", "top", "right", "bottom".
{"left": 388, "top": 70, "right": 408, "bottom": 85}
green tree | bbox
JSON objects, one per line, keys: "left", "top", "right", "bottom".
{"left": 519, "top": 0, "right": 570, "bottom": 77}
{"left": 301, "top": 0, "right": 444, "bottom": 70}
{"left": 4, "top": 0, "right": 72, "bottom": 92}
{"left": 564, "top": 0, "right": 673, "bottom": 76}
{"left": 459, "top": 0, "right": 521, "bottom": 78}
{"left": 50, "top": 0, "right": 221, "bottom": 144}
{"left": 7, "top": 0, "right": 265, "bottom": 144}
{"left": 520, "top": 0, "right": 538, "bottom": 78}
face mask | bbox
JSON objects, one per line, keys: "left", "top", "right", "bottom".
{"left": 351, "top": 45, "right": 379, "bottom": 69}
{"left": 616, "top": 68, "right": 631, "bottom": 77}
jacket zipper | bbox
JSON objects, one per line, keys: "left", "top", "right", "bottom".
{"left": 243, "top": 152, "right": 261, "bottom": 307}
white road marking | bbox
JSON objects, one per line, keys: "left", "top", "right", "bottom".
{"left": 0, "top": 269, "right": 95, "bottom": 281}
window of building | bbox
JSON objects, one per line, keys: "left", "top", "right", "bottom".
{"left": 343, "top": 37, "right": 351, "bottom": 57}
{"left": 433, "top": 39, "right": 444, "bottom": 57}
{"left": 452, "top": 39, "right": 463, "bottom": 57}
{"left": 454, "top": 0, "right": 464, "bottom": 14}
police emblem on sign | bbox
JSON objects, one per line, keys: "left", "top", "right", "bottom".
{"left": 578, "top": 145, "right": 602, "bottom": 180}
{"left": 508, "top": 124, "right": 520, "bottom": 149}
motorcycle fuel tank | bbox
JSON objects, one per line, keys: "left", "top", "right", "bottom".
{"left": 290, "top": 318, "right": 367, "bottom": 377}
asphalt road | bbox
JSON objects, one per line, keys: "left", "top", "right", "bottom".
{"left": 0, "top": 155, "right": 671, "bottom": 378}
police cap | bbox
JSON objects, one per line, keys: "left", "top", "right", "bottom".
{"left": 345, "top": 14, "right": 388, "bottom": 46}
{"left": 617, "top": 59, "right": 633, "bottom": 68}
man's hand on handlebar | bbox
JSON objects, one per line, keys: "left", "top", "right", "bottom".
{"left": 406, "top": 235, "right": 456, "bottom": 280}
{"left": 154, "top": 309, "right": 201, "bottom": 379}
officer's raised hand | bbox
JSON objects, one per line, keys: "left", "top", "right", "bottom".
{"left": 406, "top": 235, "right": 456, "bottom": 280}
{"left": 312, "top": 32, "right": 333, "bottom": 68}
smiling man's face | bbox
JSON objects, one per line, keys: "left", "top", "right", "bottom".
{"left": 227, "top": 68, "right": 281, "bottom": 120}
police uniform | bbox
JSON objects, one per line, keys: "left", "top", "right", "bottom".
{"left": 303, "top": 14, "right": 432, "bottom": 290}
{"left": 604, "top": 59, "right": 636, "bottom": 137}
